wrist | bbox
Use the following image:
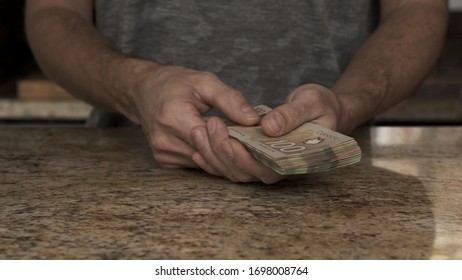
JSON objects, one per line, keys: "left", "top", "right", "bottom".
{"left": 335, "top": 93, "right": 363, "bottom": 134}
{"left": 113, "top": 58, "right": 163, "bottom": 124}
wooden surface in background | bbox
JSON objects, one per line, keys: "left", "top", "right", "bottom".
{"left": 0, "top": 73, "right": 91, "bottom": 120}
{"left": 16, "top": 73, "right": 75, "bottom": 100}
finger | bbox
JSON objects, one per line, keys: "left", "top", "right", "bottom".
{"left": 191, "top": 152, "right": 221, "bottom": 176}
{"left": 191, "top": 123, "right": 228, "bottom": 175}
{"left": 200, "top": 117, "right": 256, "bottom": 182}
{"left": 194, "top": 73, "right": 259, "bottom": 126}
{"left": 261, "top": 103, "right": 312, "bottom": 137}
{"left": 261, "top": 87, "right": 328, "bottom": 137}
{"left": 208, "top": 118, "right": 284, "bottom": 184}
{"left": 288, "top": 84, "right": 340, "bottom": 131}
{"left": 153, "top": 150, "right": 199, "bottom": 169}
{"left": 156, "top": 101, "right": 206, "bottom": 145}
{"left": 149, "top": 134, "right": 199, "bottom": 168}
{"left": 221, "top": 139, "right": 284, "bottom": 184}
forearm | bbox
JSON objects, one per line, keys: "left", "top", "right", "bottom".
{"left": 332, "top": 0, "right": 448, "bottom": 133}
{"left": 26, "top": 5, "right": 159, "bottom": 123}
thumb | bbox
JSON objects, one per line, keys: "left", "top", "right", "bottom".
{"left": 262, "top": 84, "right": 340, "bottom": 136}
{"left": 261, "top": 103, "right": 310, "bottom": 137}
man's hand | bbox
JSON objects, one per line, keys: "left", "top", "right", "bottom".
{"left": 261, "top": 84, "right": 344, "bottom": 136}
{"left": 133, "top": 65, "right": 260, "bottom": 169}
{"left": 190, "top": 83, "right": 342, "bottom": 184}
{"left": 191, "top": 116, "right": 285, "bottom": 184}
{"left": 136, "top": 64, "right": 285, "bottom": 183}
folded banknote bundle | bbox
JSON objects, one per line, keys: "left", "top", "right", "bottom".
{"left": 227, "top": 105, "right": 362, "bottom": 175}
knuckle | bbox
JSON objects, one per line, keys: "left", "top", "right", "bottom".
{"left": 202, "top": 167, "right": 220, "bottom": 176}
{"left": 151, "top": 151, "right": 164, "bottom": 164}
{"left": 226, "top": 174, "right": 240, "bottom": 183}
{"left": 275, "top": 106, "right": 304, "bottom": 130}
{"left": 196, "top": 71, "right": 218, "bottom": 84}
{"left": 225, "top": 171, "right": 245, "bottom": 183}
{"left": 150, "top": 135, "right": 170, "bottom": 152}
{"left": 158, "top": 119, "right": 176, "bottom": 131}
{"left": 261, "top": 175, "right": 282, "bottom": 185}
{"left": 157, "top": 111, "right": 176, "bottom": 128}
{"left": 152, "top": 153, "right": 181, "bottom": 169}
{"left": 292, "top": 105, "right": 308, "bottom": 122}
{"left": 156, "top": 106, "right": 172, "bottom": 123}
{"left": 301, "top": 87, "right": 323, "bottom": 103}
{"left": 223, "top": 89, "right": 244, "bottom": 103}
{"left": 228, "top": 173, "right": 254, "bottom": 183}
{"left": 202, "top": 71, "right": 218, "bottom": 80}
{"left": 159, "top": 163, "right": 179, "bottom": 169}
{"left": 229, "top": 177, "right": 243, "bottom": 183}
{"left": 241, "top": 174, "right": 257, "bottom": 183}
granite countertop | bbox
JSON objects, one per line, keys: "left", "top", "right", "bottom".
{"left": 0, "top": 126, "right": 461, "bottom": 259}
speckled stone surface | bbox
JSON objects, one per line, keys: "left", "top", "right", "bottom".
{"left": 0, "top": 127, "right": 461, "bottom": 259}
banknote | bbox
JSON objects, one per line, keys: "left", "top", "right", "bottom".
{"left": 227, "top": 105, "right": 361, "bottom": 175}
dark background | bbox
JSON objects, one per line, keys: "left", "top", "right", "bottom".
{"left": 0, "top": 0, "right": 36, "bottom": 97}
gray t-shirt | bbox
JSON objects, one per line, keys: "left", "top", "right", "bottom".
{"left": 91, "top": 0, "right": 379, "bottom": 125}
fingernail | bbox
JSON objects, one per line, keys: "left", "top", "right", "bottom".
{"left": 207, "top": 118, "right": 216, "bottom": 136}
{"left": 192, "top": 129, "right": 204, "bottom": 147}
{"left": 222, "top": 142, "right": 234, "bottom": 159}
{"left": 241, "top": 105, "right": 259, "bottom": 121}
{"left": 266, "top": 113, "right": 284, "bottom": 134}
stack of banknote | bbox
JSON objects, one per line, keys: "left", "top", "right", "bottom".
{"left": 228, "top": 105, "right": 362, "bottom": 175}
